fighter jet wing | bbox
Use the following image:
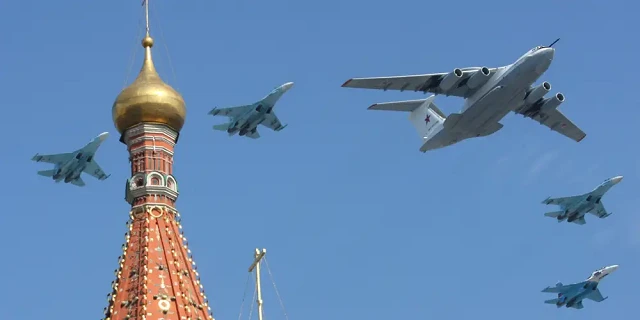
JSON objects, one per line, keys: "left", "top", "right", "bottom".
{"left": 260, "top": 112, "right": 287, "bottom": 131}
{"left": 542, "top": 282, "right": 583, "bottom": 293}
{"left": 586, "top": 288, "right": 607, "bottom": 302}
{"left": 588, "top": 202, "right": 609, "bottom": 218}
{"left": 208, "top": 104, "right": 253, "bottom": 118}
{"left": 542, "top": 195, "right": 582, "bottom": 207}
{"left": 32, "top": 152, "right": 73, "bottom": 165}
{"left": 245, "top": 129, "right": 260, "bottom": 139}
{"left": 571, "top": 301, "right": 584, "bottom": 309}
{"left": 518, "top": 107, "right": 586, "bottom": 142}
{"left": 83, "top": 160, "right": 110, "bottom": 180}
{"left": 341, "top": 67, "right": 500, "bottom": 98}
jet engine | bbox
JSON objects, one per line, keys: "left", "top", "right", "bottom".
{"left": 439, "top": 69, "right": 464, "bottom": 92}
{"left": 465, "top": 67, "right": 491, "bottom": 89}
{"left": 540, "top": 93, "right": 565, "bottom": 112}
{"left": 524, "top": 82, "right": 551, "bottom": 105}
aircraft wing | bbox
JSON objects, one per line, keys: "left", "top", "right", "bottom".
{"left": 31, "top": 153, "right": 73, "bottom": 165}
{"left": 542, "top": 195, "right": 582, "bottom": 207}
{"left": 542, "top": 282, "right": 583, "bottom": 294}
{"left": 571, "top": 301, "right": 584, "bottom": 309}
{"left": 586, "top": 288, "right": 607, "bottom": 302}
{"left": 83, "top": 160, "right": 110, "bottom": 180}
{"left": 341, "top": 67, "right": 500, "bottom": 98}
{"left": 260, "top": 112, "right": 287, "bottom": 131}
{"left": 588, "top": 202, "right": 610, "bottom": 218}
{"left": 517, "top": 106, "right": 586, "bottom": 142}
{"left": 209, "top": 104, "right": 253, "bottom": 118}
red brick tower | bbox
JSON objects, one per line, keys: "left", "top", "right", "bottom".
{"left": 104, "top": 2, "right": 214, "bottom": 319}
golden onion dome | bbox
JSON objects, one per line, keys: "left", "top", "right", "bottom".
{"left": 112, "top": 35, "right": 186, "bottom": 135}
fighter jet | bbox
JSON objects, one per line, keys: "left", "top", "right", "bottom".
{"left": 542, "top": 265, "right": 618, "bottom": 309}
{"left": 32, "top": 132, "right": 111, "bottom": 187}
{"left": 341, "top": 39, "right": 586, "bottom": 152}
{"left": 542, "top": 176, "right": 623, "bottom": 225}
{"left": 209, "top": 82, "right": 293, "bottom": 139}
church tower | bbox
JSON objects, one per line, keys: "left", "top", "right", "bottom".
{"left": 104, "top": 1, "right": 214, "bottom": 319}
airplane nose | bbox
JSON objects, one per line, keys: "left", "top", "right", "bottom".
{"left": 542, "top": 47, "right": 555, "bottom": 60}
{"left": 613, "top": 176, "right": 623, "bottom": 184}
{"left": 281, "top": 82, "right": 294, "bottom": 91}
{"left": 609, "top": 265, "right": 619, "bottom": 271}
{"left": 99, "top": 132, "right": 110, "bottom": 142}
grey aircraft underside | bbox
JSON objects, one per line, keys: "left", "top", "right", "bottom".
{"left": 31, "top": 132, "right": 111, "bottom": 187}
{"left": 341, "top": 39, "right": 586, "bottom": 153}
{"left": 209, "top": 82, "right": 293, "bottom": 139}
{"left": 542, "top": 265, "right": 618, "bottom": 309}
{"left": 542, "top": 176, "right": 623, "bottom": 225}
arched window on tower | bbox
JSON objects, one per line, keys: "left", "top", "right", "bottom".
{"left": 151, "top": 177, "right": 160, "bottom": 185}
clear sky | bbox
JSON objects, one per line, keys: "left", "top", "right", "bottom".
{"left": 0, "top": 0, "right": 637, "bottom": 319}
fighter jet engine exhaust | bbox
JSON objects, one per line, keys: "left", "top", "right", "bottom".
{"left": 439, "top": 68, "right": 464, "bottom": 92}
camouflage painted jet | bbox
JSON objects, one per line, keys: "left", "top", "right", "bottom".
{"left": 542, "top": 265, "right": 618, "bottom": 309}
{"left": 209, "top": 82, "right": 293, "bottom": 139}
{"left": 542, "top": 176, "right": 623, "bottom": 225}
{"left": 32, "top": 132, "right": 111, "bottom": 187}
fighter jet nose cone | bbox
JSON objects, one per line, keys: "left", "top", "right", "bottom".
{"left": 99, "top": 132, "right": 110, "bottom": 142}
{"left": 610, "top": 265, "right": 619, "bottom": 271}
{"left": 614, "top": 176, "right": 623, "bottom": 183}
{"left": 282, "top": 82, "right": 294, "bottom": 91}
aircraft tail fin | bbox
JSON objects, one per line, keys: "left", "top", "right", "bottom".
{"left": 37, "top": 169, "right": 56, "bottom": 177}
{"left": 368, "top": 96, "right": 446, "bottom": 140}
{"left": 213, "top": 123, "right": 232, "bottom": 131}
{"left": 544, "top": 211, "right": 564, "bottom": 218}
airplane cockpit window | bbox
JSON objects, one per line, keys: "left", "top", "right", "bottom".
{"left": 531, "top": 46, "right": 545, "bottom": 52}
{"left": 593, "top": 271, "right": 602, "bottom": 277}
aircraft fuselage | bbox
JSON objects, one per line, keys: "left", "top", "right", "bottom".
{"left": 227, "top": 85, "right": 288, "bottom": 136}
{"left": 557, "top": 177, "right": 621, "bottom": 221}
{"left": 452, "top": 47, "right": 555, "bottom": 133}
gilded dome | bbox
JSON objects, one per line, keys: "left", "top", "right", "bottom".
{"left": 112, "top": 36, "right": 186, "bottom": 134}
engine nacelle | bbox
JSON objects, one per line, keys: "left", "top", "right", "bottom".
{"left": 525, "top": 82, "right": 551, "bottom": 105}
{"left": 540, "top": 93, "right": 565, "bottom": 112}
{"left": 465, "top": 66, "right": 491, "bottom": 89}
{"left": 439, "top": 69, "right": 464, "bottom": 92}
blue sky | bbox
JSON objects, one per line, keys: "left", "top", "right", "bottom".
{"left": 0, "top": 0, "right": 638, "bottom": 319}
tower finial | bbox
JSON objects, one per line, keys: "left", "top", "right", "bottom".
{"left": 142, "top": 0, "right": 153, "bottom": 48}
{"left": 112, "top": 0, "right": 187, "bottom": 136}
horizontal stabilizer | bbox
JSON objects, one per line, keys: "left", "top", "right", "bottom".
{"left": 70, "top": 177, "right": 85, "bottom": 187}
{"left": 443, "top": 113, "right": 463, "bottom": 130}
{"left": 544, "top": 298, "right": 560, "bottom": 305}
{"left": 213, "top": 123, "right": 232, "bottom": 131}
{"left": 368, "top": 96, "right": 438, "bottom": 113}
{"left": 544, "top": 211, "right": 563, "bottom": 218}
{"left": 37, "top": 169, "right": 56, "bottom": 177}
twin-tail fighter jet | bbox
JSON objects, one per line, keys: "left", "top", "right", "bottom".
{"left": 542, "top": 176, "right": 623, "bottom": 225}
{"left": 341, "top": 39, "right": 587, "bottom": 152}
{"left": 542, "top": 265, "right": 618, "bottom": 309}
{"left": 31, "top": 132, "right": 111, "bottom": 187}
{"left": 209, "top": 82, "right": 293, "bottom": 139}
